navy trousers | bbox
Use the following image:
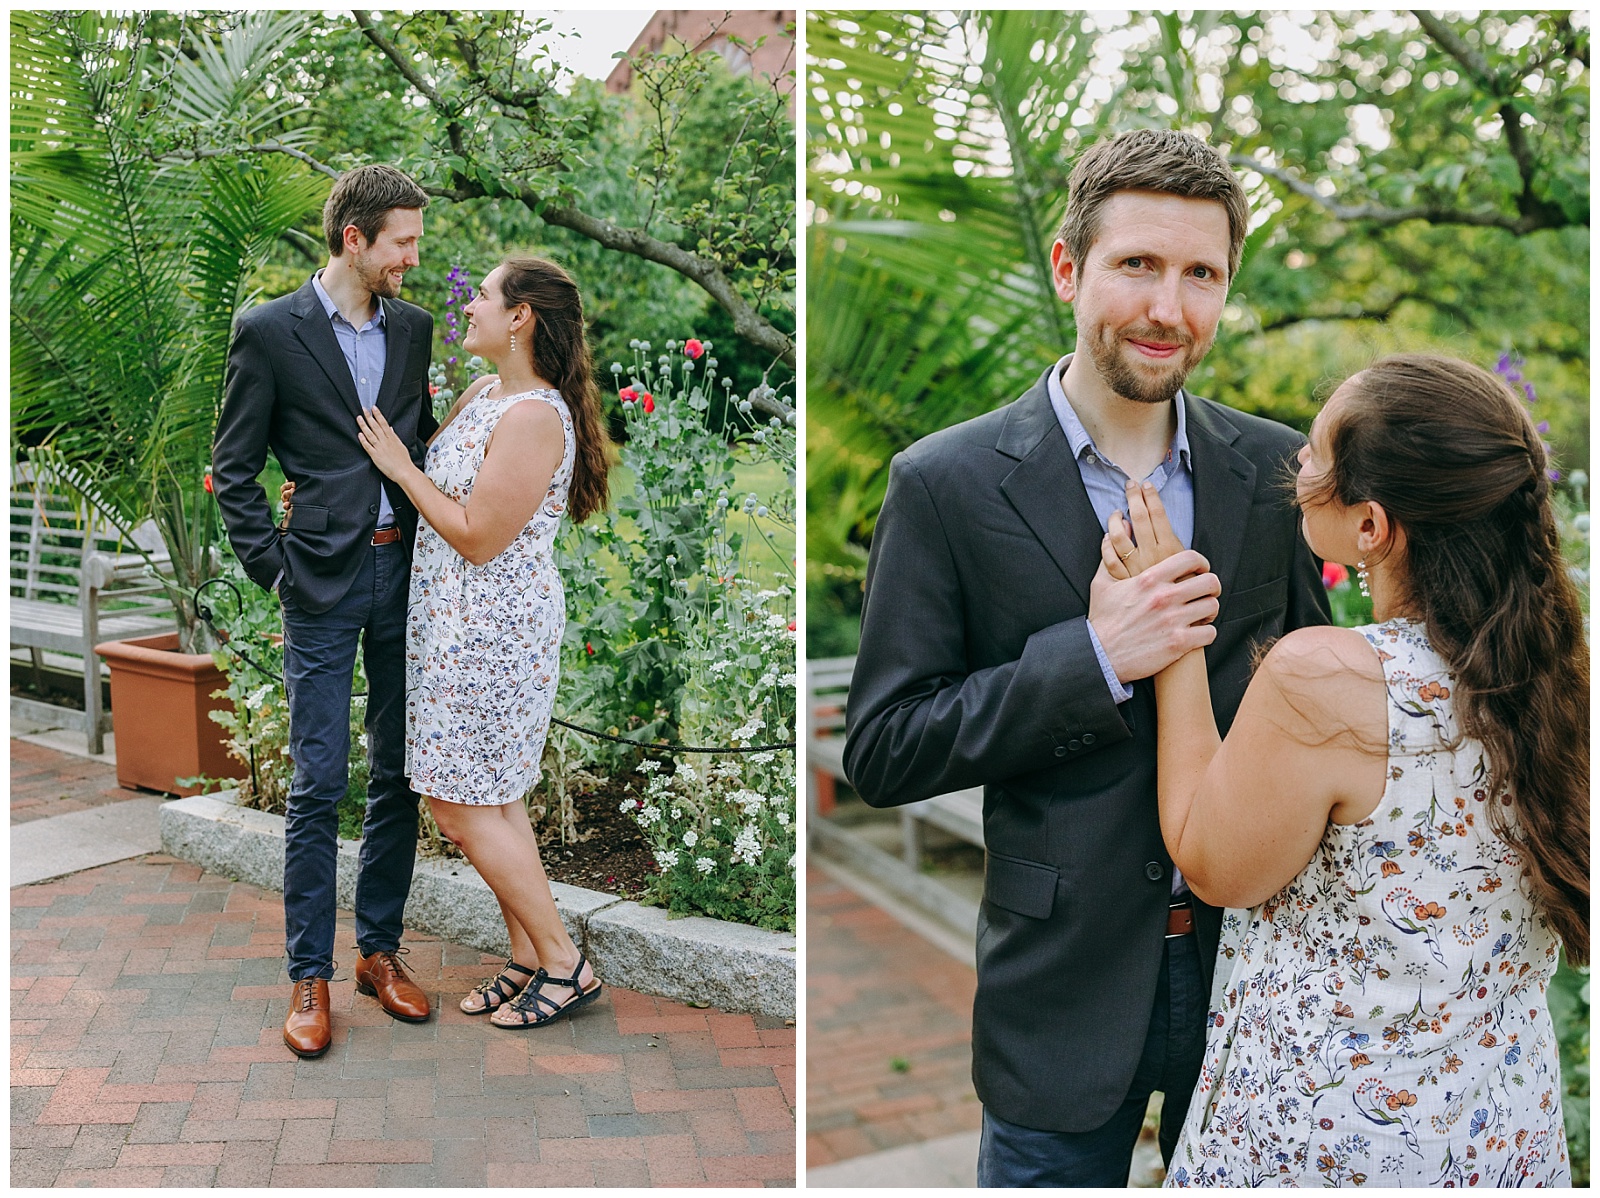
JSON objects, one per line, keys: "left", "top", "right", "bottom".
{"left": 976, "top": 931, "right": 1209, "bottom": 1187}
{"left": 278, "top": 541, "right": 418, "bottom": 981}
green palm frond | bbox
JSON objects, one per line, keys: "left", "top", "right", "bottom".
{"left": 11, "top": 11, "right": 323, "bottom": 646}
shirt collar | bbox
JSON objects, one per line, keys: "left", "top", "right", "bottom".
{"left": 1046, "top": 352, "right": 1191, "bottom": 470}
{"left": 311, "top": 269, "right": 385, "bottom": 330}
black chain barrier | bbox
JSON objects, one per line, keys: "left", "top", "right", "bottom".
{"left": 192, "top": 578, "right": 797, "bottom": 755}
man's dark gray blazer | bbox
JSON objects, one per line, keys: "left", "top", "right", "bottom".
{"left": 212, "top": 275, "right": 437, "bottom": 612}
{"left": 843, "top": 366, "right": 1329, "bottom": 1134}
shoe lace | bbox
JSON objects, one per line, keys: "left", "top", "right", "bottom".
{"left": 296, "top": 978, "right": 319, "bottom": 1012}
{"left": 373, "top": 947, "right": 413, "bottom": 978}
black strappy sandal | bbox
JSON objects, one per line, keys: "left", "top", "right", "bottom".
{"left": 460, "top": 959, "right": 538, "bottom": 1015}
{"left": 490, "top": 952, "right": 603, "bottom": 1029}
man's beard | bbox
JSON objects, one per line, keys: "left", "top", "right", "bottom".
{"left": 354, "top": 252, "right": 403, "bottom": 299}
{"left": 1088, "top": 323, "right": 1209, "bottom": 406}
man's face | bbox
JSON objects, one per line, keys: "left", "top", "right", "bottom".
{"left": 348, "top": 207, "right": 423, "bottom": 299}
{"left": 1051, "top": 190, "right": 1231, "bottom": 405}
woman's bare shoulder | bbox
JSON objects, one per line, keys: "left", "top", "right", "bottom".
{"left": 1267, "top": 624, "right": 1384, "bottom": 682}
{"left": 1253, "top": 625, "right": 1386, "bottom": 737}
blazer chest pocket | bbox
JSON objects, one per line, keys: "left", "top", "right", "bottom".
{"left": 1221, "top": 574, "right": 1286, "bottom": 624}
{"left": 286, "top": 503, "right": 328, "bottom": 533}
{"left": 984, "top": 851, "right": 1058, "bottom": 920}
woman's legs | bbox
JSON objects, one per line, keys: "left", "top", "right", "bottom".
{"left": 427, "top": 795, "right": 595, "bottom": 1016}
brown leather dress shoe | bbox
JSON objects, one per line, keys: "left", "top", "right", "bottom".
{"left": 283, "top": 978, "right": 332, "bottom": 1058}
{"left": 355, "top": 949, "right": 431, "bottom": 1023}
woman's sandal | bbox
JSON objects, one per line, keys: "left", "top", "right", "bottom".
{"left": 490, "top": 952, "right": 603, "bottom": 1029}
{"left": 460, "top": 959, "right": 537, "bottom": 1015}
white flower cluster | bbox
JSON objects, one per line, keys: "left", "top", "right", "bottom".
{"left": 732, "top": 824, "right": 762, "bottom": 866}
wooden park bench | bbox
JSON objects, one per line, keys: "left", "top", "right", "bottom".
{"left": 10, "top": 465, "right": 176, "bottom": 752}
{"left": 806, "top": 653, "right": 986, "bottom": 869}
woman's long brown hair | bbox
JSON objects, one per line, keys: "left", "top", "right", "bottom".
{"left": 1303, "top": 352, "right": 1589, "bottom": 964}
{"left": 497, "top": 256, "right": 612, "bottom": 524}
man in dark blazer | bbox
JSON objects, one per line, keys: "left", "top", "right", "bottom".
{"left": 844, "top": 130, "right": 1330, "bottom": 1185}
{"left": 213, "top": 165, "right": 439, "bottom": 1058}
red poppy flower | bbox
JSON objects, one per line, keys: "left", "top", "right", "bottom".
{"left": 429, "top": 384, "right": 439, "bottom": 397}
{"left": 787, "top": 621, "right": 796, "bottom": 632}
{"left": 641, "top": 392, "right": 655, "bottom": 413}
{"left": 203, "top": 472, "right": 214, "bottom": 494}
{"left": 619, "top": 387, "right": 638, "bottom": 403}
{"left": 585, "top": 641, "right": 595, "bottom": 655}
{"left": 1321, "top": 561, "right": 1349, "bottom": 589}
{"left": 684, "top": 338, "right": 704, "bottom": 359}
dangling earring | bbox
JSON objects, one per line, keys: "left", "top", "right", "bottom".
{"left": 1356, "top": 559, "right": 1371, "bottom": 599}
{"left": 510, "top": 331, "right": 518, "bottom": 354}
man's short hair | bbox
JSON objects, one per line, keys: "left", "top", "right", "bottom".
{"left": 322, "top": 165, "right": 429, "bottom": 256}
{"left": 1055, "top": 130, "right": 1249, "bottom": 281}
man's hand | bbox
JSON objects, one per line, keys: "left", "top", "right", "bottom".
{"left": 1088, "top": 547, "right": 1221, "bottom": 685}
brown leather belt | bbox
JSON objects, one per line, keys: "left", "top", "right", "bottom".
{"left": 1166, "top": 901, "right": 1194, "bottom": 938}
{"left": 371, "top": 526, "right": 401, "bottom": 546}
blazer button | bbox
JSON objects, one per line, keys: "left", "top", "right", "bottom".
{"left": 1082, "top": 733, "right": 1096, "bottom": 746}
{"left": 1067, "top": 739, "right": 1081, "bottom": 752}
{"left": 1144, "top": 861, "right": 1164, "bottom": 882}
{"left": 1054, "top": 745, "right": 1068, "bottom": 758}
{"left": 368, "top": 503, "right": 379, "bottom": 515}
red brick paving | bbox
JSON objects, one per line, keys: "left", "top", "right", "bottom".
{"left": 11, "top": 736, "right": 796, "bottom": 1187}
{"left": 10, "top": 739, "right": 141, "bottom": 824}
{"left": 805, "top": 865, "right": 981, "bottom": 1169}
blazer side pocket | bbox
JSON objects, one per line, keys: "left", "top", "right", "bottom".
{"left": 286, "top": 503, "right": 329, "bottom": 532}
{"left": 984, "top": 851, "right": 1059, "bottom": 920}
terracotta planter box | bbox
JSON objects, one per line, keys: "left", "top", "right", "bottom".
{"left": 94, "top": 632, "right": 236, "bottom": 796}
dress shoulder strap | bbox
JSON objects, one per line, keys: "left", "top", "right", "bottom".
{"left": 1357, "top": 618, "right": 1458, "bottom": 754}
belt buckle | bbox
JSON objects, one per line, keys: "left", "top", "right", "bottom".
{"left": 371, "top": 525, "right": 400, "bottom": 546}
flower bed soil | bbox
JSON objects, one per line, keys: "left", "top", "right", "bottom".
{"left": 537, "top": 774, "right": 657, "bottom": 897}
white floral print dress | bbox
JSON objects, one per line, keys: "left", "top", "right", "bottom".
{"left": 404, "top": 383, "right": 574, "bottom": 806}
{"left": 1167, "top": 618, "right": 1568, "bottom": 1187}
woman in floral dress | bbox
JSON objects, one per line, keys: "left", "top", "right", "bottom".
{"left": 1103, "top": 353, "right": 1586, "bottom": 1185}
{"left": 351, "top": 256, "right": 614, "bottom": 1028}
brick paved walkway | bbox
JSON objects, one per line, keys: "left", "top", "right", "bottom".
{"left": 11, "top": 741, "right": 795, "bottom": 1187}
{"left": 805, "top": 865, "right": 980, "bottom": 1168}
{"left": 10, "top": 738, "right": 136, "bottom": 825}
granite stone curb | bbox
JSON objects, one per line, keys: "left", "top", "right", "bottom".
{"left": 158, "top": 791, "right": 795, "bottom": 1018}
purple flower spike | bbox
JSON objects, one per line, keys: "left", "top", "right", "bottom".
{"left": 1548, "top": 468, "right": 1562, "bottom": 482}
{"left": 1537, "top": 420, "right": 1550, "bottom": 434}
{"left": 1496, "top": 351, "right": 1512, "bottom": 374}
{"left": 448, "top": 356, "right": 458, "bottom": 364}
{"left": 1524, "top": 383, "right": 1536, "bottom": 402}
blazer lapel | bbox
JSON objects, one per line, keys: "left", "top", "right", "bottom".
{"left": 374, "top": 297, "right": 413, "bottom": 420}
{"left": 1184, "top": 395, "right": 1257, "bottom": 612}
{"left": 288, "top": 278, "right": 362, "bottom": 421}
{"left": 997, "top": 369, "right": 1105, "bottom": 609}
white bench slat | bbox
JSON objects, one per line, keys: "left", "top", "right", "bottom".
{"left": 10, "top": 466, "right": 178, "bottom": 751}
